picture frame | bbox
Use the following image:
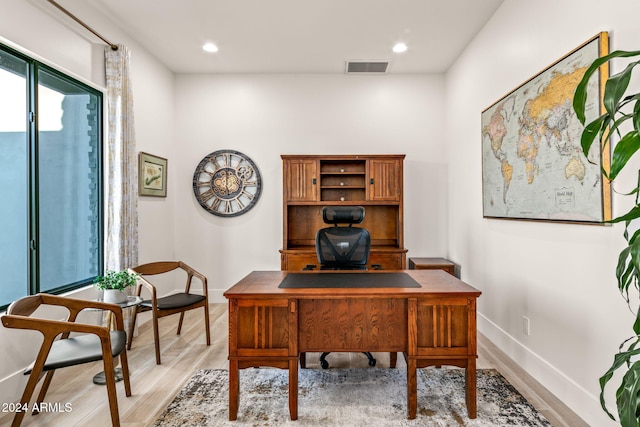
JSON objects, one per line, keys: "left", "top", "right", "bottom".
{"left": 139, "top": 152, "right": 167, "bottom": 197}
{"left": 481, "top": 32, "right": 611, "bottom": 224}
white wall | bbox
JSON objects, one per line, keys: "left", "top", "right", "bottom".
{"left": 446, "top": 0, "right": 640, "bottom": 425}
{"left": 0, "top": 0, "right": 175, "bottom": 405}
{"left": 174, "top": 74, "right": 448, "bottom": 299}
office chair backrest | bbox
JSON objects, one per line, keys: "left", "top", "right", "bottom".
{"left": 316, "top": 206, "right": 370, "bottom": 270}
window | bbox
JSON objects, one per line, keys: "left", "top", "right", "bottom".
{"left": 0, "top": 44, "right": 103, "bottom": 310}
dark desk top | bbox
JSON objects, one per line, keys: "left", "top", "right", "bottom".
{"left": 224, "top": 270, "right": 481, "bottom": 299}
{"left": 279, "top": 272, "right": 421, "bottom": 289}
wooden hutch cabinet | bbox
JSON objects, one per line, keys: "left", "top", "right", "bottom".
{"left": 280, "top": 154, "right": 407, "bottom": 270}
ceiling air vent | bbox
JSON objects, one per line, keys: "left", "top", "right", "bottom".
{"left": 345, "top": 61, "right": 390, "bottom": 74}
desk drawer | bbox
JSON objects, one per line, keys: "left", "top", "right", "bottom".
{"left": 298, "top": 298, "right": 407, "bottom": 352}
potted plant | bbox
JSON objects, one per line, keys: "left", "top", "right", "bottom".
{"left": 573, "top": 48, "right": 640, "bottom": 427}
{"left": 94, "top": 270, "right": 139, "bottom": 304}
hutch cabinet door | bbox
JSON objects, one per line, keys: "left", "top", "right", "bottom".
{"left": 284, "top": 159, "right": 317, "bottom": 202}
{"left": 369, "top": 159, "right": 402, "bottom": 201}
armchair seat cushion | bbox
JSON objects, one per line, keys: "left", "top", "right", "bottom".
{"left": 25, "top": 330, "right": 126, "bottom": 374}
{"left": 141, "top": 293, "right": 205, "bottom": 310}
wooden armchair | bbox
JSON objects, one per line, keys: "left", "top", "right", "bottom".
{"left": 1, "top": 293, "right": 131, "bottom": 427}
{"left": 127, "top": 261, "right": 210, "bottom": 364}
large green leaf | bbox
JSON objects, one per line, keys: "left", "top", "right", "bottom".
{"left": 601, "top": 345, "right": 640, "bottom": 420}
{"left": 616, "top": 246, "right": 635, "bottom": 303}
{"left": 634, "top": 308, "right": 640, "bottom": 336}
{"left": 610, "top": 131, "right": 640, "bottom": 180}
{"left": 604, "top": 61, "right": 637, "bottom": 118}
{"left": 580, "top": 114, "right": 607, "bottom": 158}
{"left": 610, "top": 205, "right": 640, "bottom": 224}
{"left": 629, "top": 237, "right": 640, "bottom": 286}
{"left": 574, "top": 50, "right": 640, "bottom": 124}
{"left": 617, "top": 362, "right": 640, "bottom": 427}
{"left": 628, "top": 228, "right": 640, "bottom": 245}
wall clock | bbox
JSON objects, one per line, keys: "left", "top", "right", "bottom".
{"left": 192, "top": 150, "right": 262, "bottom": 217}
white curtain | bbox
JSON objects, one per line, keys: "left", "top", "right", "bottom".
{"left": 104, "top": 44, "right": 138, "bottom": 272}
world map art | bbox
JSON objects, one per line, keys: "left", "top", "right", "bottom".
{"left": 481, "top": 33, "right": 611, "bottom": 223}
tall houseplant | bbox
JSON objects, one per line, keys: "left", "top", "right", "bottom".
{"left": 574, "top": 48, "right": 640, "bottom": 427}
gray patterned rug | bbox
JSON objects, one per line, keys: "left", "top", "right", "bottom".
{"left": 154, "top": 368, "right": 552, "bottom": 426}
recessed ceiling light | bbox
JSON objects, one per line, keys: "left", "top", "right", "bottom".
{"left": 392, "top": 43, "right": 408, "bottom": 53}
{"left": 202, "top": 42, "right": 219, "bottom": 53}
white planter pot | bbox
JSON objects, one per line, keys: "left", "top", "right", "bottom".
{"left": 103, "top": 289, "right": 127, "bottom": 304}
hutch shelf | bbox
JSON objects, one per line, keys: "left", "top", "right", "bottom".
{"left": 280, "top": 154, "right": 407, "bottom": 270}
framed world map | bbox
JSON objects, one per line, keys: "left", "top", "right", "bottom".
{"left": 481, "top": 32, "right": 611, "bottom": 223}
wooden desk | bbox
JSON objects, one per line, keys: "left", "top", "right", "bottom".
{"left": 225, "top": 270, "right": 481, "bottom": 421}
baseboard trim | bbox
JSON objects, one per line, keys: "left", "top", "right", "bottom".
{"left": 477, "top": 312, "right": 614, "bottom": 427}
{"left": 209, "top": 289, "right": 226, "bottom": 304}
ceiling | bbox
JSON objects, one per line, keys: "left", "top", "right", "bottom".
{"left": 65, "top": 0, "right": 503, "bottom": 74}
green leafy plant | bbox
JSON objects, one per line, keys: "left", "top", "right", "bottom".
{"left": 574, "top": 48, "right": 640, "bottom": 427}
{"left": 93, "top": 270, "right": 139, "bottom": 291}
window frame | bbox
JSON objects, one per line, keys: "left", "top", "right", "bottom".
{"left": 0, "top": 41, "right": 104, "bottom": 311}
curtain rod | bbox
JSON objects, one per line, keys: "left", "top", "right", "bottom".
{"left": 46, "top": 0, "right": 118, "bottom": 50}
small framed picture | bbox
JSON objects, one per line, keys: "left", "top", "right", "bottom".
{"left": 139, "top": 152, "right": 167, "bottom": 197}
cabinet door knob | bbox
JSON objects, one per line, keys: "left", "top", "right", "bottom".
{"left": 370, "top": 178, "right": 374, "bottom": 184}
{"left": 312, "top": 178, "right": 317, "bottom": 185}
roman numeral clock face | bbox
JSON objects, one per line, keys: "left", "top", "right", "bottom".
{"left": 192, "top": 150, "right": 262, "bottom": 217}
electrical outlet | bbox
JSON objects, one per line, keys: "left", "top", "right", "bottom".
{"left": 522, "top": 316, "right": 530, "bottom": 336}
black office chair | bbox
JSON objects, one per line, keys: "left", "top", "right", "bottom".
{"left": 313, "top": 206, "right": 376, "bottom": 369}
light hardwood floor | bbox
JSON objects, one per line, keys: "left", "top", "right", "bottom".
{"left": 0, "top": 303, "right": 588, "bottom": 427}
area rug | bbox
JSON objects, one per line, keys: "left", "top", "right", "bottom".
{"left": 154, "top": 368, "right": 551, "bottom": 426}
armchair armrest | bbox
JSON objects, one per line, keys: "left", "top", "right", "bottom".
{"left": 2, "top": 293, "right": 126, "bottom": 334}
{"left": 131, "top": 272, "right": 159, "bottom": 310}
{"left": 179, "top": 261, "right": 208, "bottom": 296}
{"left": 38, "top": 294, "right": 126, "bottom": 330}
{"left": 1, "top": 315, "right": 112, "bottom": 338}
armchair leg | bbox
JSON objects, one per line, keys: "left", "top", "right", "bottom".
{"left": 177, "top": 312, "right": 185, "bottom": 335}
{"left": 102, "top": 350, "right": 121, "bottom": 427}
{"left": 119, "top": 351, "right": 132, "bottom": 397}
{"left": 152, "top": 314, "right": 161, "bottom": 365}
{"left": 33, "top": 370, "right": 56, "bottom": 413}
{"left": 12, "top": 370, "right": 41, "bottom": 427}
{"left": 126, "top": 307, "right": 139, "bottom": 350}
{"left": 204, "top": 304, "right": 211, "bottom": 346}
{"left": 12, "top": 340, "right": 53, "bottom": 426}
